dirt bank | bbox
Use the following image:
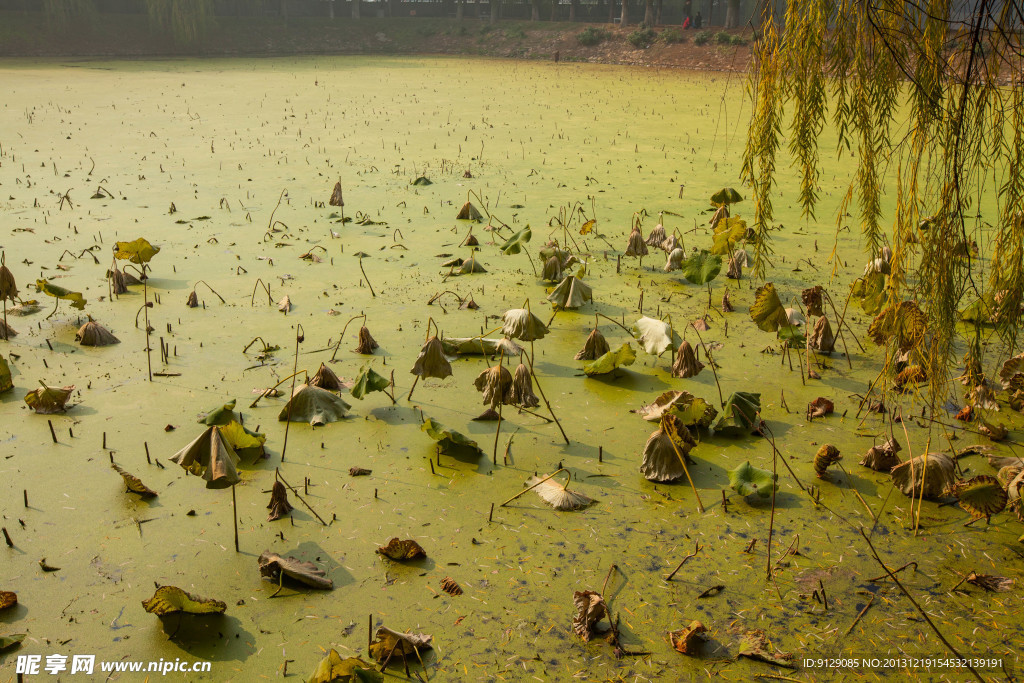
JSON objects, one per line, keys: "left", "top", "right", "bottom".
{"left": 0, "top": 12, "right": 752, "bottom": 70}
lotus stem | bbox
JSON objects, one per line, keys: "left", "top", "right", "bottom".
{"left": 688, "top": 322, "right": 724, "bottom": 407}
{"left": 251, "top": 278, "right": 272, "bottom": 306}
{"left": 232, "top": 484, "right": 239, "bottom": 552}
{"left": 267, "top": 188, "right": 287, "bottom": 233}
{"left": 525, "top": 349, "right": 569, "bottom": 445}
{"left": 330, "top": 313, "right": 366, "bottom": 361}
{"left": 499, "top": 468, "right": 570, "bottom": 507}
{"left": 663, "top": 419, "right": 704, "bottom": 513}
{"left": 595, "top": 312, "right": 633, "bottom": 335}
{"left": 275, "top": 468, "right": 328, "bottom": 526}
{"left": 191, "top": 280, "right": 225, "bottom": 304}
{"left": 280, "top": 324, "right": 304, "bottom": 463}
{"left": 249, "top": 369, "right": 308, "bottom": 409}
{"left": 358, "top": 255, "right": 376, "bottom": 297}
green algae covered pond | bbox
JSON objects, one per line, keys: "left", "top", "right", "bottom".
{"left": 1, "top": 56, "right": 1022, "bottom": 682}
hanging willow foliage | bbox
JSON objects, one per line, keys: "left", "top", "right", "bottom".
{"left": 743, "top": 0, "right": 1024, "bottom": 403}
{"left": 146, "top": 0, "right": 215, "bottom": 45}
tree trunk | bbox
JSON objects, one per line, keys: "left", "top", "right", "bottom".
{"left": 550, "top": 0, "right": 557, "bottom": 21}
{"left": 607, "top": 0, "right": 615, "bottom": 23}
{"left": 457, "top": 0, "right": 464, "bottom": 20}
{"left": 352, "top": 0, "right": 360, "bottom": 19}
{"left": 531, "top": 0, "right": 540, "bottom": 21}
{"left": 620, "top": 0, "right": 628, "bottom": 26}
{"left": 725, "top": 0, "right": 739, "bottom": 28}
{"left": 643, "top": 0, "right": 654, "bottom": 27}
{"left": 655, "top": 0, "right": 662, "bottom": 25}
{"left": 328, "top": 0, "right": 334, "bottom": 18}
{"left": 490, "top": 0, "right": 500, "bottom": 23}
{"left": 569, "top": 0, "right": 577, "bottom": 21}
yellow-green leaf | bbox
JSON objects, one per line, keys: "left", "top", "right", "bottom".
{"left": 35, "top": 279, "right": 86, "bottom": 310}
{"left": 749, "top": 283, "right": 788, "bottom": 332}
{"left": 218, "top": 420, "right": 267, "bottom": 451}
{"left": 141, "top": 585, "right": 226, "bottom": 616}
{"left": 584, "top": 343, "right": 637, "bottom": 375}
{"left": 114, "top": 238, "right": 160, "bottom": 264}
{"left": 307, "top": 649, "right": 382, "bottom": 683}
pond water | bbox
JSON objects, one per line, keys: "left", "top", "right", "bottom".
{"left": 0, "top": 56, "right": 1021, "bottom": 681}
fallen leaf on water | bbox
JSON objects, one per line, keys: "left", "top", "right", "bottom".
{"left": 368, "top": 626, "right": 433, "bottom": 663}
{"left": 377, "top": 538, "right": 426, "bottom": 561}
{"left": 0, "top": 633, "right": 26, "bottom": 652}
{"left": 258, "top": 551, "right": 333, "bottom": 590}
{"left": 0, "top": 591, "right": 16, "bottom": 611}
{"left": 307, "top": 649, "right": 381, "bottom": 683}
{"left": 738, "top": 629, "right": 795, "bottom": 668}
{"left": 572, "top": 590, "right": 608, "bottom": 642}
{"left": 668, "top": 621, "right": 707, "bottom": 655}
{"left": 112, "top": 463, "right": 157, "bottom": 497}
{"left": 141, "top": 585, "right": 226, "bottom": 615}
{"left": 24, "top": 384, "right": 75, "bottom": 414}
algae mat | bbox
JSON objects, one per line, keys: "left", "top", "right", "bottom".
{"left": 0, "top": 56, "right": 1021, "bottom": 681}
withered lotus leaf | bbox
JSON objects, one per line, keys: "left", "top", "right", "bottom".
{"left": 635, "top": 390, "right": 717, "bottom": 428}
{"left": 411, "top": 336, "right": 453, "bottom": 380}
{"left": 329, "top": 181, "right": 344, "bottom": 207}
{"left": 813, "top": 444, "right": 842, "bottom": 479}
{"left": 368, "top": 626, "right": 433, "bottom": 663}
{"left": 307, "top": 650, "right": 380, "bottom": 683}
{"left": 542, "top": 255, "right": 563, "bottom": 282}
{"left": 645, "top": 221, "right": 666, "bottom": 247}
{"left": 278, "top": 384, "right": 350, "bottom": 426}
{"left": 440, "top": 577, "right": 463, "bottom": 596}
{"left": 671, "top": 340, "right": 703, "bottom": 379}
{"left": 258, "top": 551, "right": 333, "bottom": 590}
{"left": 112, "top": 463, "right": 157, "bottom": 497}
{"left": 572, "top": 590, "right": 608, "bottom": 642}
{"left": 809, "top": 316, "right": 835, "bottom": 354}
{"left": 738, "top": 629, "right": 795, "bottom": 668}
{"left": 547, "top": 275, "right": 592, "bottom": 309}
{"left": 951, "top": 475, "right": 1008, "bottom": 520}
{"left": 0, "top": 591, "right": 16, "bottom": 611}
{"left": 354, "top": 326, "right": 379, "bottom": 354}
{"left": 266, "top": 481, "right": 293, "bottom": 521}
{"left": 310, "top": 362, "right": 344, "bottom": 392}
{"left": 456, "top": 201, "right": 482, "bottom": 221}
{"left": 624, "top": 225, "right": 648, "bottom": 257}
{"left": 377, "top": 538, "right": 426, "bottom": 561}
{"left": 632, "top": 316, "right": 681, "bottom": 355}
{"left": 142, "top": 586, "right": 226, "bottom": 616}
{"left": 474, "top": 364, "right": 512, "bottom": 407}
{"left": 639, "top": 416, "right": 697, "bottom": 483}
{"left": 806, "top": 397, "right": 834, "bottom": 419}
{"left": 890, "top": 452, "right": 955, "bottom": 499}
{"left": 963, "top": 572, "right": 1015, "bottom": 592}
{"left": 0, "top": 320, "right": 17, "bottom": 339}
{"left": 76, "top": 321, "right": 120, "bottom": 347}
{"left": 441, "top": 337, "right": 523, "bottom": 357}
{"left": 668, "top": 621, "right": 707, "bottom": 655}
{"left": 749, "top": 283, "right": 789, "bottom": 332}
{"left": 801, "top": 285, "right": 825, "bottom": 317}
{"left": 860, "top": 439, "right": 902, "bottom": 473}
{"left": 24, "top": 384, "right": 75, "bottom": 414}
{"left": 574, "top": 328, "right": 610, "bottom": 361}
{"left": 169, "top": 425, "right": 241, "bottom": 489}
{"left": 508, "top": 363, "right": 540, "bottom": 409}
{"left": 0, "top": 355, "right": 12, "bottom": 394}
{"left": 525, "top": 473, "right": 594, "bottom": 511}
{"left": 501, "top": 308, "right": 549, "bottom": 342}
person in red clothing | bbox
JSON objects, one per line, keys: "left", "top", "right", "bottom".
{"left": 682, "top": 16, "right": 691, "bottom": 29}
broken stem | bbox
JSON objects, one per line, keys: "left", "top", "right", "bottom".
{"left": 499, "top": 468, "right": 569, "bottom": 507}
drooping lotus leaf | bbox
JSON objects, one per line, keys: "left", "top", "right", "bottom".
{"left": 709, "top": 205, "right": 728, "bottom": 229}
{"left": 508, "top": 363, "right": 540, "bottom": 408}
{"left": 0, "top": 319, "right": 16, "bottom": 338}
{"left": 860, "top": 439, "right": 902, "bottom": 472}
{"left": 501, "top": 308, "right": 549, "bottom": 342}
{"left": 218, "top": 420, "right": 267, "bottom": 453}
{"left": 114, "top": 237, "right": 160, "bottom": 264}
{"left": 350, "top": 365, "right": 391, "bottom": 400}
{"left": 267, "top": 481, "right": 293, "bottom": 521}
{"left": 309, "top": 362, "right": 344, "bottom": 392}
{"left": 329, "top": 181, "right": 344, "bottom": 206}
{"left": 279, "top": 384, "right": 351, "bottom": 426}
{"left": 668, "top": 621, "right": 708, "bottom": 656}
{"left": 0, "top": 591, "right": 16, "bottom": 611}
{"left": 542, "top": 254, "right": 563, "bottom": 282}
{"left": 0, "top": 633, "right": 26, "bottom": 652}
{"left": 813, "top": 444, "right": 842, "bottom": 478}
{"left": 574, "top": 328, "right": 610, "bottom": 361}
{"left": 411, "top": 176, "right": 432, "bottom": 186}
{"left": 632, "top": 316, "right": 681, "bottom": 356}
{"left": 713, "top": 392, "right": 761, "bottom": 435}
{"left": 728, "top": 461, "right": 778, "bottom": 498}
{"left": 456, "top": 201, "right": 483, "bottom": 221}
{"left": 967, "top": 381, "right": 1000, "bottom": 411}
{"left": 664, "top": 247, "right": 685, "bottom": 272}
{"left": 112, "top": 463, "right": 157, "bottom": 497}
{"left": 0, "top": 259, "right": 17, "bottom": 302}
{"left": 169, "top": 425, "right": 241, "bottom": 489}
{"left": 999, "top": 351, "right": 1024, "bottom": 391}
{"left": 579, "top": 218, "right": 596, "bottom": 235}
{"left": 525, "top": 474, "right": 594, "bottom": 511}
{"left": 307, "top": 650, "right": 382, "bottom": 683}
{"left": 801, "top": 285, "right": 825, "bottom": 317}
{"left": 806, "top": 397, "right": 834, "bottom": 419}
{"left": 809, "top": 316, "right": 835, "bottom": 354}
{"left": 474, "top": 364, "right": 513, "bottom": 407}
{"left": 142, "top": 585, "right": 226, "bottom": 616}
{"left": 258, "top": 550, "right": 334, "bottom": 590}
{"left": 749, "top": 283, "right": 788, "bottom": 332}
{"left": 951, "top": 475, "right": 1008, "bottom": 520}
{"left": 24, "top": 384, "right": 75, "bottom": 414}
{"left": 680, "top": 250, "right": 722, "bottom": 285}
{"left": 457, "top": 255, "right": 487, "bottom": 274}
{"left": 76, "top": 321, "right": 120, "bottom": 347}
{"left": 0, "top": 355, "right": 12, "bottom": 394}
{"left": 199, "top": 399, "right": 238, "bottom": 426}
{"left": 625, "top": 226, "right": 648, "bottom": 257}
{"left": 377, "top": 538, "right": 427, "bottom": 561}
{"left": 572, "top": 590, "right": 608, "bottom": 642}
{"left": 639, "top": 416, "right": 697, "bottom": 482}
{"left": 547, "top": 275, "right": 593, "bottom": 309}
{"left": 583, "top": 343, "right": 636, "bottom": 375}
{"left": 636, "top": 390, "right": 717, "bottom": 428}
{"left": 421, "top": 417, "right": 483, "bottom": 456}
{"left": 646, "top": 222, "right": 667, "bottom": 248}
{"left": 368, "top": 627, "right": 433, "bottom": 663}
{"left": 710, "top": 187, "right": 743, "bottom": 206}
{"left": 737, "top": 629, "right": 794, "bottom": 668}
{"left": 671, "top": 340, "right": 704, "bottom": 378}
{"left": 36, "top": 279, "right": 86, "bottom": 310}
{"left": 851, "top": 271, "right": 886, "bottom": 315}
{"left": 867, "top": 300, "right": 927, "bottom": 353}
{"left": 662, "top": 234, "right": 681, "bottom": 253}
{"left": 500, "top": 226, "right": 532, "bottom": 255}
{"left": 441, "top": 336, "right": 524, "bottom": 357}
{"left": 354, "top": 326, "right": 379, "bottom": 354}
{"left": 711, "top": 216, "right": 748, "bottom": 255}
{"left": 890, "top": 452, "right": 955, "bottom": 499}
{"left": 411, "top": 336, "right": 453, "bottom": 380}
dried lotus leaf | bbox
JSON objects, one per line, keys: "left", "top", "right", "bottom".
{"left": 950, "top": 475, "right": 1008, "bottom": 520}
{"left": 376, "top": 538, "right": 426, "bottom": 561}
{"left": 141, "top": 585, "right": 226, "bottom": 615}
{"left": 112, "top": 463, "right": 157, "bottom": 497}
